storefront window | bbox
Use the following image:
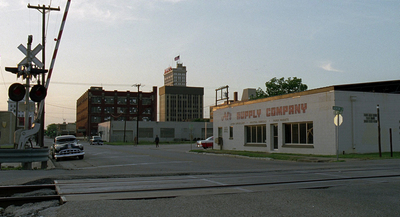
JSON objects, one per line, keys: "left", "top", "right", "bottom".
{"left": 284, "top": 122, "right": 313, "bottom": 144}
{"left": 245, "top": 125, "right": 266, "bottom": 144}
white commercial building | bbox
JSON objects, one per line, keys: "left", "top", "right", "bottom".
{"left": 99, "top": 121, "right": 212, "bottom": 143}
{"left": 212, "top": 80, "right": 400, "bottom": 155}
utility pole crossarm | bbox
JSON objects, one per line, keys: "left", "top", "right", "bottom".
{"left": 27, "top": 4, "right": 60, "bottom": 12}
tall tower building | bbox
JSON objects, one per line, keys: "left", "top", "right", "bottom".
{"left": 159, "top": 63, "right": 204, "bottom": 122}
{"left": 163, "top": 63, "right": 187, "bottom": 86}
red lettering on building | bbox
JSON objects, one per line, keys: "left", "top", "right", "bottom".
{"left": 266, "top": 103, "right": 307, "bottom": 117}
{"left": 301, "top": 103, "right": 307, "bottom": 113}
{"left": 236, "top": 109, "right": 262, "bottom": 120}
{"left": 276, "top": 107, "right": 282, "bottom": 115}
{"left": 289, "top": 105, "right": 294, "bottom": 114}
{"left": 283, "top": 106, "right": 288, "bottom": 115}
{"left": 235, "top": 104, "right": 307, "bottom": 120}
{"left": 222, "top": 112, "right": 232, "bottom": 121}
{"left": 164, "top": 67, "right": 172, "bottom": 74}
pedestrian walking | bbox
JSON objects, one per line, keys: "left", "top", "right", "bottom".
{"left": 155, "top": 135, "right": 160, "bottom": 148}
{"left": 134, "top": 136, "right": 137, "bottom": 146}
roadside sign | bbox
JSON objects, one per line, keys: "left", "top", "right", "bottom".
{"left": 334, "top": 114, "right": 343, "bottom": 126}
{"left": 332, "top": 106, "right": 343, "bottom": 112}
{"left": 18, "top": 44, "right": 43, "bottom": 68}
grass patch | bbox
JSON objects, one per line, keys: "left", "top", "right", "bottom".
{"left": 105, "top": 141, "right": 194, "bottom": 146}
{"left": 190, "top": 149, "right": 400, "bottom": 161}
{"left": 337, "top": 152, "right": 400, "bottom": 160}
{"left": 0, "top": 165, "right": 22, "bottom": 170}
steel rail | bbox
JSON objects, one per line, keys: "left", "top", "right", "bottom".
{"left": 0, "top": 195, "right": 61, "bottom": 208}
{"left": 58, "top": 173, "right": 400, "bottom": 196}
{"left": 0, "top": 184, "right": 56, "bottom": 197}
{"left": 0, "top": 184, "right": 60, "bottom": 208}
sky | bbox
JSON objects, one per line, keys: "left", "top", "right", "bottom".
{"left": 0, "top": 0, "right": 399, "bottom": 128}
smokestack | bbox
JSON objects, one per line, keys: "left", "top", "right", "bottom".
{"left": 234, "top": 92, "right": 238, "bottom": 102}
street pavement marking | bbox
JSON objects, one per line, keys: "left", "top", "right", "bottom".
{"left": 201, "top": 178, "right": 253, "bottom": 192}
{"left": 77, "top": 160, "right": 191, "bottom": 170}
{"left": 201, "top": 178, "right": 227, "bottom": 186}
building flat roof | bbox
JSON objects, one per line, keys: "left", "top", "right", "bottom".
{"left": 213, "top": 79, "right": 400, "bottom": 111}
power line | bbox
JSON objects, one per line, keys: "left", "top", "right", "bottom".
{"left": 46, "top": 103, "right": 75, "bottom": 110}
{"left": 51, "top": 81, "right": 136, "bottom": 87}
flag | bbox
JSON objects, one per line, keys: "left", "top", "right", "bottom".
{"left": 174, "top": 55, "right": 180, "bottom": 61}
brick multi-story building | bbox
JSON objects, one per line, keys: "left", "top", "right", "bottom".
{"left": 76, "top": 86, "right": 157, "bottom": 137}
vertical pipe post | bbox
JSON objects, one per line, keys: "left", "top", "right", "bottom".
{"left": 377, "top": 104, "right": 382, "bottom": 157}
{"left": 390, "top": 128, "right": 393, "bottom": 157}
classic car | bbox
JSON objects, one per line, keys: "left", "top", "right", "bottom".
{"left": 51, "top": 135, "right": 85, "bottom": 161}
{"left": 196, "top": 136, "right": 214, "bottom": 149}
{"left": 91, "top": 138, "right": 103, "bottom": 145}
{"left": 89, "top": 136, "right": 102, "bottom": 145}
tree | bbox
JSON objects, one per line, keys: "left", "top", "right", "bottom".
{"left": 45, "top": 124, "right": 58, "bottom": 138}
{"left": 251, "top": 87, "right": 267, "bottom": 99}
{"left": 253, "top": 77, "right": 308, "bottom": 99}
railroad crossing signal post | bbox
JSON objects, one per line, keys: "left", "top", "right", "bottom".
{"left": 5, "top": 35, "right": 48, "bottom": 131}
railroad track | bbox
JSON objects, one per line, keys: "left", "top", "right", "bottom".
{"left": 55, "top": 172, "right": 400, "bottom": 202}
{"left": 0, "top": 184, "right": 61, "bottom": 208}
{"left": 1, "top": 171, "right": 400, "bottom": 207}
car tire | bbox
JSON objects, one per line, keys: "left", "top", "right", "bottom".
{"left": 78, "top": 155, "right": 84, "bottom": 160}
{"left": 203, "top": 146, "right": 207, "bottom": 149}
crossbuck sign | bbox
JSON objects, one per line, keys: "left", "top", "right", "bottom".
{"left": 18, "top": 44, "right": 43, "bottom": 68}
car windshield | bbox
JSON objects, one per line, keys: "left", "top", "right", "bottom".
{"left": 206, "top": 137, "right": 213, "bottom": 141}
{"left": 56, "top": 138, "right": 76, "bottom": 144}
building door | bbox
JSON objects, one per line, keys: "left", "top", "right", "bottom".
{"left": 218, "top": 127, "right": 223, "bottom": 149}
{"left": 271, "top": 124, "right": 278, "bottom": 149}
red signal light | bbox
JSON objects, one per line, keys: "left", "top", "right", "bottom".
{"left": 29, "top": 85, "right": 47, "bottom": 102}
{"left": 8, "top": 83, "right": 26, "bottom": 102}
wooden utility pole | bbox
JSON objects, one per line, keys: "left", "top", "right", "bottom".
{"left": 27, "top": 3, "right": 60, "bottom": 147}
{"left": 133, "top": 84, "right": 141, "bottom": 144}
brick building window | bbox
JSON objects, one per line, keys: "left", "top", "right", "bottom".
{"left": 117, "top": 97, "right": 127, "bottom": 105}
{"left": 104, "top": 107, "right": 114, "bottom": 113}
{"left": 91, "top": 96, "right": 102, "bottom": 104}
{"left": 105, "top": 96, "right": 114, "bottom": 104}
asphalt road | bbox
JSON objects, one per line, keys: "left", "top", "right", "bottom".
{"left": 1, "top": 138, "right": 400, "bottom": 216}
